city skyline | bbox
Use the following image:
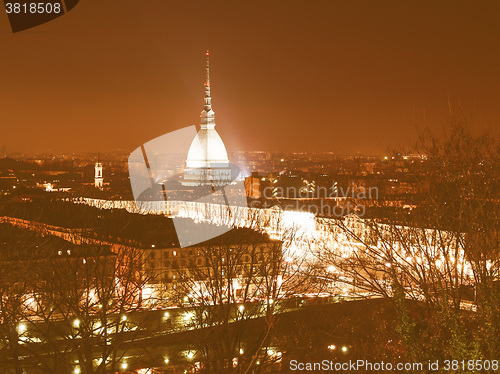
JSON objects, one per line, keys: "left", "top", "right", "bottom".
{"left": 1, "top": 2, "right": 499, "bottom": 373}
{"left": 1, "top": 1, "right": 499, "bottom": 155}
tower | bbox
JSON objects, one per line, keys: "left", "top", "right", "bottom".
{"left": 183, "top": 51, "right": 232, "bottom": 186}
{"left": 95, "top": 161, "right": 103, "bottom": 190}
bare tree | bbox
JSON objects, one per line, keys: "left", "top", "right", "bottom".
{"left": 161, "top": 212, "right": 313, "bottom": 374}
{"left": 0, "top": 225, "right": 31, "bottom": 374}
{"left": 316, "top": 111, "right": 500, "bottom": 362}
{"left": 0, "top": 201, "right": 161, "bottom": 373}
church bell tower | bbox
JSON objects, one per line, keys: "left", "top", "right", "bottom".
{"left": 95, "top": 162, "right": 103, "bottom": 190}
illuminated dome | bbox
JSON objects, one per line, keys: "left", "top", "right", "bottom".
{"left": 186, "top": 128, "right": 229, "bottom": 169}
{"left": 183, "top": 51, "right": 231, "bottom": 186}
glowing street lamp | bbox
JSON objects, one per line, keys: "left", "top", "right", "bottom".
{"left": 17, "top": 323, "right": 27, "bottom": 334}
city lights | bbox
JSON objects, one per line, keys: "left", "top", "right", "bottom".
{"left": 182, "top": 311, "right": 195, "bottom": 323}
{"left": 1, "top": 3, "right": 497, "bottom": 373}
{"left": 17, "top": 323, "right": 27, "bottom": 334}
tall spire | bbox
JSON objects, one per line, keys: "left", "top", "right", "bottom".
{"left": 201, "top": 50, "right": 215, "bottom": 129}
{"left": 205, "top": 50, "right": 210, "bottom": 87}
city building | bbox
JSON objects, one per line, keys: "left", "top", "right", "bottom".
{"left": 139, "top": 226, "right": 281, "bottom": 305}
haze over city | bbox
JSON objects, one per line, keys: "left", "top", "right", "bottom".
{"left": 1, "top": 0, "right": 499, "bottom": 155}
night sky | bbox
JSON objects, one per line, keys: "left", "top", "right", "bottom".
{"left": 1, "top": 1, "right": 499, "bottom": 155}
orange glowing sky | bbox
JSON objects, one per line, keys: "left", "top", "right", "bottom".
{"left": 1, "top": 1, "right": 499, "bottom": 155}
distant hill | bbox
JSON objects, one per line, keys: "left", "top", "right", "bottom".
{"left": 0, "top": 157, "right": 40, "bottom": 171}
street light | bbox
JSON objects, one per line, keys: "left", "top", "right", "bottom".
{"left": 17, "top": 323, "right": 27, "bottom": 334}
